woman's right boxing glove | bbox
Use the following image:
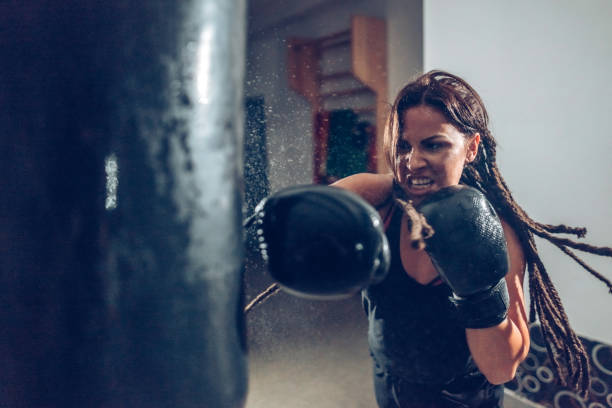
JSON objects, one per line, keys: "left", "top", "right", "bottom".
{"left": 254, "top": 184, "right": 390, "bottom": 299}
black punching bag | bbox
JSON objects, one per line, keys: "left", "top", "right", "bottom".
{"left": 0, "top": 1, "right": 247, "bottom": 407}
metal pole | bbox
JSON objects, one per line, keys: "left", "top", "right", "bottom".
{"left": 0, "top": 1, "right": 247, "bottom": 407}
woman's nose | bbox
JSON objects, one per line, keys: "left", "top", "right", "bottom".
{"left": 407, "top": 149, "right": 426, "bottom": 171}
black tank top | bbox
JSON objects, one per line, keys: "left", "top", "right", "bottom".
{"left": 362, "top": 203, "right": 503, "bottom": 406}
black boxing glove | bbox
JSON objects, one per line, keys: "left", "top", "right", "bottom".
{"left": 253, "top": 184, "right": 390, "bottom": 299}
{"left": 416, "top": 185, "right": 509, "bottom": 329}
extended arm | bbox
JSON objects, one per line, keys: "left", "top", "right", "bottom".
{"left": 331, "top": 172, "right": 394, "bottom": 215}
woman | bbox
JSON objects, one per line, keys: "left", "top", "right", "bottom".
{"left": 247, "top": 70, "right": 612, "bottom": 407}
{"left": 330, "top": 70, "right": 612, "bottom": 407}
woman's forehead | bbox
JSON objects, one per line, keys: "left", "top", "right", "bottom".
{"left": 400, "top": 106, "right": 460, "bottom": 138}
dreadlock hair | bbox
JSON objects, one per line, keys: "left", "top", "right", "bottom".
{"left": 383, "top": 70, "right": 612, "bottom": 397}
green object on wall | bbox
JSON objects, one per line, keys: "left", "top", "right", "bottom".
{"left": 326, "top": 109, "right": 371, "bottom": 181}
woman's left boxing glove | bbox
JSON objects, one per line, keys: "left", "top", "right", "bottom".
{"left": 417, "top": 185, "right": 510, "bottom": 329}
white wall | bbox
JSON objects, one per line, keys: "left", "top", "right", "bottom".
{"left": 424, "top": 0, "right": 612, "bottom": 342}
{"left": 386, "top": 0, "right": 423, "bottom": 100}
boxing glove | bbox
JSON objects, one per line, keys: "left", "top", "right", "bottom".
{"left": 416, "top": 185, "right": 509, "bottom": 329}
{"left": 253, "top": 184, "right": 390, "bottom": 299}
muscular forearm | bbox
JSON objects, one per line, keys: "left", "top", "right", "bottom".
{"left": 466, "top": 316, "right": 529, "bottom": 384}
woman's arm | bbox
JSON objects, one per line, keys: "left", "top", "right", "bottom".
{"left": 331, "top": 172, "right": 394, "bottom": 211}
{"left": 465, "top": 221, "right": 530, "bottom": 384}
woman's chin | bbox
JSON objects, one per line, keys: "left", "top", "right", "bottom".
{"left": 406, "top": 184, "right": 437, "bottom": 197}
{"left": 397, "top": 185, "right": 436, "bottom": 206}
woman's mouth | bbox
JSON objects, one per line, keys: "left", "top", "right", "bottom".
{"left": 408, "top": 177, "right": 434, "bottom": 190}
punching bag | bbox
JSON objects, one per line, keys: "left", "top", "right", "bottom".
{"left": 0, "top": 1, "right": 247, "bottom": 407}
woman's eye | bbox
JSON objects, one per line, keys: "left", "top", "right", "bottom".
{"left": 397, "top": 141, "right": 411, "bottom": 152}
{"left": 424, "top": 142, "right": 443, "bottom": 151}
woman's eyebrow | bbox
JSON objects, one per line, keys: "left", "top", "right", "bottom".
{"left": 422, "top": 134, "right": 447, "bottom": 142}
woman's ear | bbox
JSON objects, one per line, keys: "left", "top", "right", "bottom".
{"left": 465, "top": 133, "right": 481, "bottom": 163}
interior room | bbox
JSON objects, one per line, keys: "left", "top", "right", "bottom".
{"left": 2, "top": 1, "right": 610, "bottom": 407}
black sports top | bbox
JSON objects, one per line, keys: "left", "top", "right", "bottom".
{"left": 362, "top": 203, "right": 503, "bottom": 406}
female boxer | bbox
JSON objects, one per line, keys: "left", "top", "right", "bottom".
{"left": 331, "top": 70, "right": 612, "bottom": 407}
{"left": 250, "top": 70, "right": 612, "bottom": 407}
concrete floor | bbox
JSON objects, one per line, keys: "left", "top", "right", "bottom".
{"left": 243, "top": 251, "right": 377, "bottom": 407}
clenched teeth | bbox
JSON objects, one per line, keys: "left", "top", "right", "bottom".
{"left": 410, "top": 177, "right": 433, "bottom": 186}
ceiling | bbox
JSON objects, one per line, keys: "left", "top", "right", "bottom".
{"left": 247, "top": 0, "right": 338, "bottom": 35}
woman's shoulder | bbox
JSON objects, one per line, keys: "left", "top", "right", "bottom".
{"left": 331, "top": 172, "right": 394, "bottom": 209}
{"left": 497, "top": 217, "right": 527, "bottom": 284}
{"left": 499, "top": 219, "right": 521, "bottom": 250}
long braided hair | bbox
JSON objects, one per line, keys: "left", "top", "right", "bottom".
{"left": 384, "top": 70, "right": 612, "bottom": 397}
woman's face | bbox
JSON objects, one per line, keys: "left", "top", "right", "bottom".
{"left": 395, "top": 105, "right": 479, "bottom": 202}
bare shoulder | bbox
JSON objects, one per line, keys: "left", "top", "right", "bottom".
{"left": 331, "top": 173, "right": 394, "bottom": 208}
{"left": 500, "top": 219, "right": 526, "bottom": 275}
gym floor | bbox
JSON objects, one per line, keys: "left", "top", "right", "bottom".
{"left": 244, "top": 252, "right": 376, "bottom": 407}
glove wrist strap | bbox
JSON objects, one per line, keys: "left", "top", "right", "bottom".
{"left": 450, "top": 278, "right": 509, "bottom": 329}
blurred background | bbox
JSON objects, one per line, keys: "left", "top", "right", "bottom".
{"left": 243, "top": 0, "right": 612, "bottom": 407}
